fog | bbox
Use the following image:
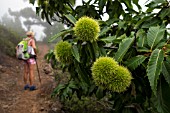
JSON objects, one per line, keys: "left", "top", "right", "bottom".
{"left": 0, "top": 0, "right": 34, "bottom": 17}
{"left": 0, "top": 0, "right": 44, "bottom": 40}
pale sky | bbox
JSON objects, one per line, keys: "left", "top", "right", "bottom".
{"left": 0, "top": 0, "right": 35, "bottom": 17}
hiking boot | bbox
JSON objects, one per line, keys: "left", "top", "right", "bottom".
{"left": 29, "top": 86, "right": 37, "bottom": 91}
{"left": 24, "top": 84, "right": 30, "bottom": 90}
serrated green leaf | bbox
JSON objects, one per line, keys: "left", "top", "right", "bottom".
{"left": 87, "top": 42, "right": 96, "bottom": 61}
{"left": 118, "top": 20, "right": 126, "bottom": 30}
{"left": 162, "top": 61, "right": 170, "bottom": 87}
{"left": 147, "top": 26, "right": 165, "bottom": 50}
{"left": 134, "top": 16, "right": 150, "bottom": 29}
{"left": 115, "top": 37, "right": 134, "bottom": 62}
{"left": 125, "top": 55, "right": 147, "bottom": 70}
{"left": 99, "top": 26, "right": 111, "bottom": 37}
{"left": 146, "top": 0, "right": 167, "bottom": 8}
{"left": 76, "top": 63, "right": 90, "bottom": 85}
{"left": 147, "top": 49, "right": 164, "bottom": 96}
{"left": 159, "top": 8, "right": 170, "bottom": 19}
{"left": 96, "top": 87, "right": 104, "bottom": 99}
{"left": 100, "top": 36, "right": 116, "bottom": 43}
{"left": 142, "top": 18, "right": 161, "bottom": 28}
{"left": 137, "top": 47, "right": 151, "bottom": 53}
{"left": 48, "top": 28, "right": 73, "bottom": 42}
{"left": 152, "top": 77, "right": 170, "bottom": 113}
{"left": 106, "top": 18, "right": 119, "bottom": 25}
{"left": 111, "top": 34, "right": 127, "bottom": 44}
{"left": 137, "top": 29, "right": 147, "bottom": 47}
{"left": 155, "top": 41, "right": 166, "bottom": 49}
{"left": 64, "top": 14, "right": 77, "bottom": 25}
{"left": 71, "top": 45, "right": 80, "bottom": 62}
{"left": 92, "top": 41, "right": 100, "bottom": 58}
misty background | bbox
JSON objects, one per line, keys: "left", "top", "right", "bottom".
{"left": 0, "top": 0, "right": 65, "bottom": 42}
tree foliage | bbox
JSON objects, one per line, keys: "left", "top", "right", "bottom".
{"left": 32, "top": 0, "right": 170, "bottom": 112}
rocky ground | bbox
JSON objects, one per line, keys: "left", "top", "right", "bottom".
{"left": 0, "top": 43, "right": 63, "bottom": 113}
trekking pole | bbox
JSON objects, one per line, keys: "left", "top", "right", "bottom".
{"left": 35, "top": 58, "right": 41, "bottom": 84}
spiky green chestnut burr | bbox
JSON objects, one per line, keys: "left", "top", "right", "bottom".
{"left": 91, "top": 57, "right": 132, "bottom": 93}
{"left": 91, "top": 57, "right": 119, "bottom": 88}
{"left": 108, "top": 66, "right": 132, "bottom": 93}
{"left": 74, "top": 16, "right": 100, "bottom": 42}
{"left": 54, "top": 41, "right": 72, "bottom": 64}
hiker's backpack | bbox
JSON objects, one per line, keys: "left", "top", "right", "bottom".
{"left": 16, "top": 38, "right": 35, "bottom": 60}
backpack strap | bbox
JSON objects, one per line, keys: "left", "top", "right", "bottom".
{"left": 28, "top": 39, "right": 33, "bottom": 46}
{"left": 23, "top": 38, "right": 32, "bottom": 46}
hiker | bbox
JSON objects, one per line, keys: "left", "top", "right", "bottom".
{"left": 16, "top": 31, "right": 37, "bottom": 91}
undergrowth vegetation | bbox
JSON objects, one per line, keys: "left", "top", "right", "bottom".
{"left": 0, "top": 25, "right": 22, "bottom": 57}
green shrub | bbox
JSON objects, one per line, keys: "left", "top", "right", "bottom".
{"left": 0, "top": 24, "right": 22, "bottom": 57}
{"left": 62, "top": 94, "right": 113, "bottom": 113}
{"left": 74, "top": 16, "right": 100, "bottom": 42}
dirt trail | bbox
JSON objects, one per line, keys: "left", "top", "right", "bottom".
{"left": 0, "top": 43, "right": 62, "bottom": 113}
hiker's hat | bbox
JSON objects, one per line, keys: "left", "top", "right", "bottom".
{"left": 26, "top": 31, "right": 34, "bottom": 36}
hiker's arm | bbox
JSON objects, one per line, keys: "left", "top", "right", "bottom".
{"left": 15, "top": 45, "right": 18, "bottom": 50}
